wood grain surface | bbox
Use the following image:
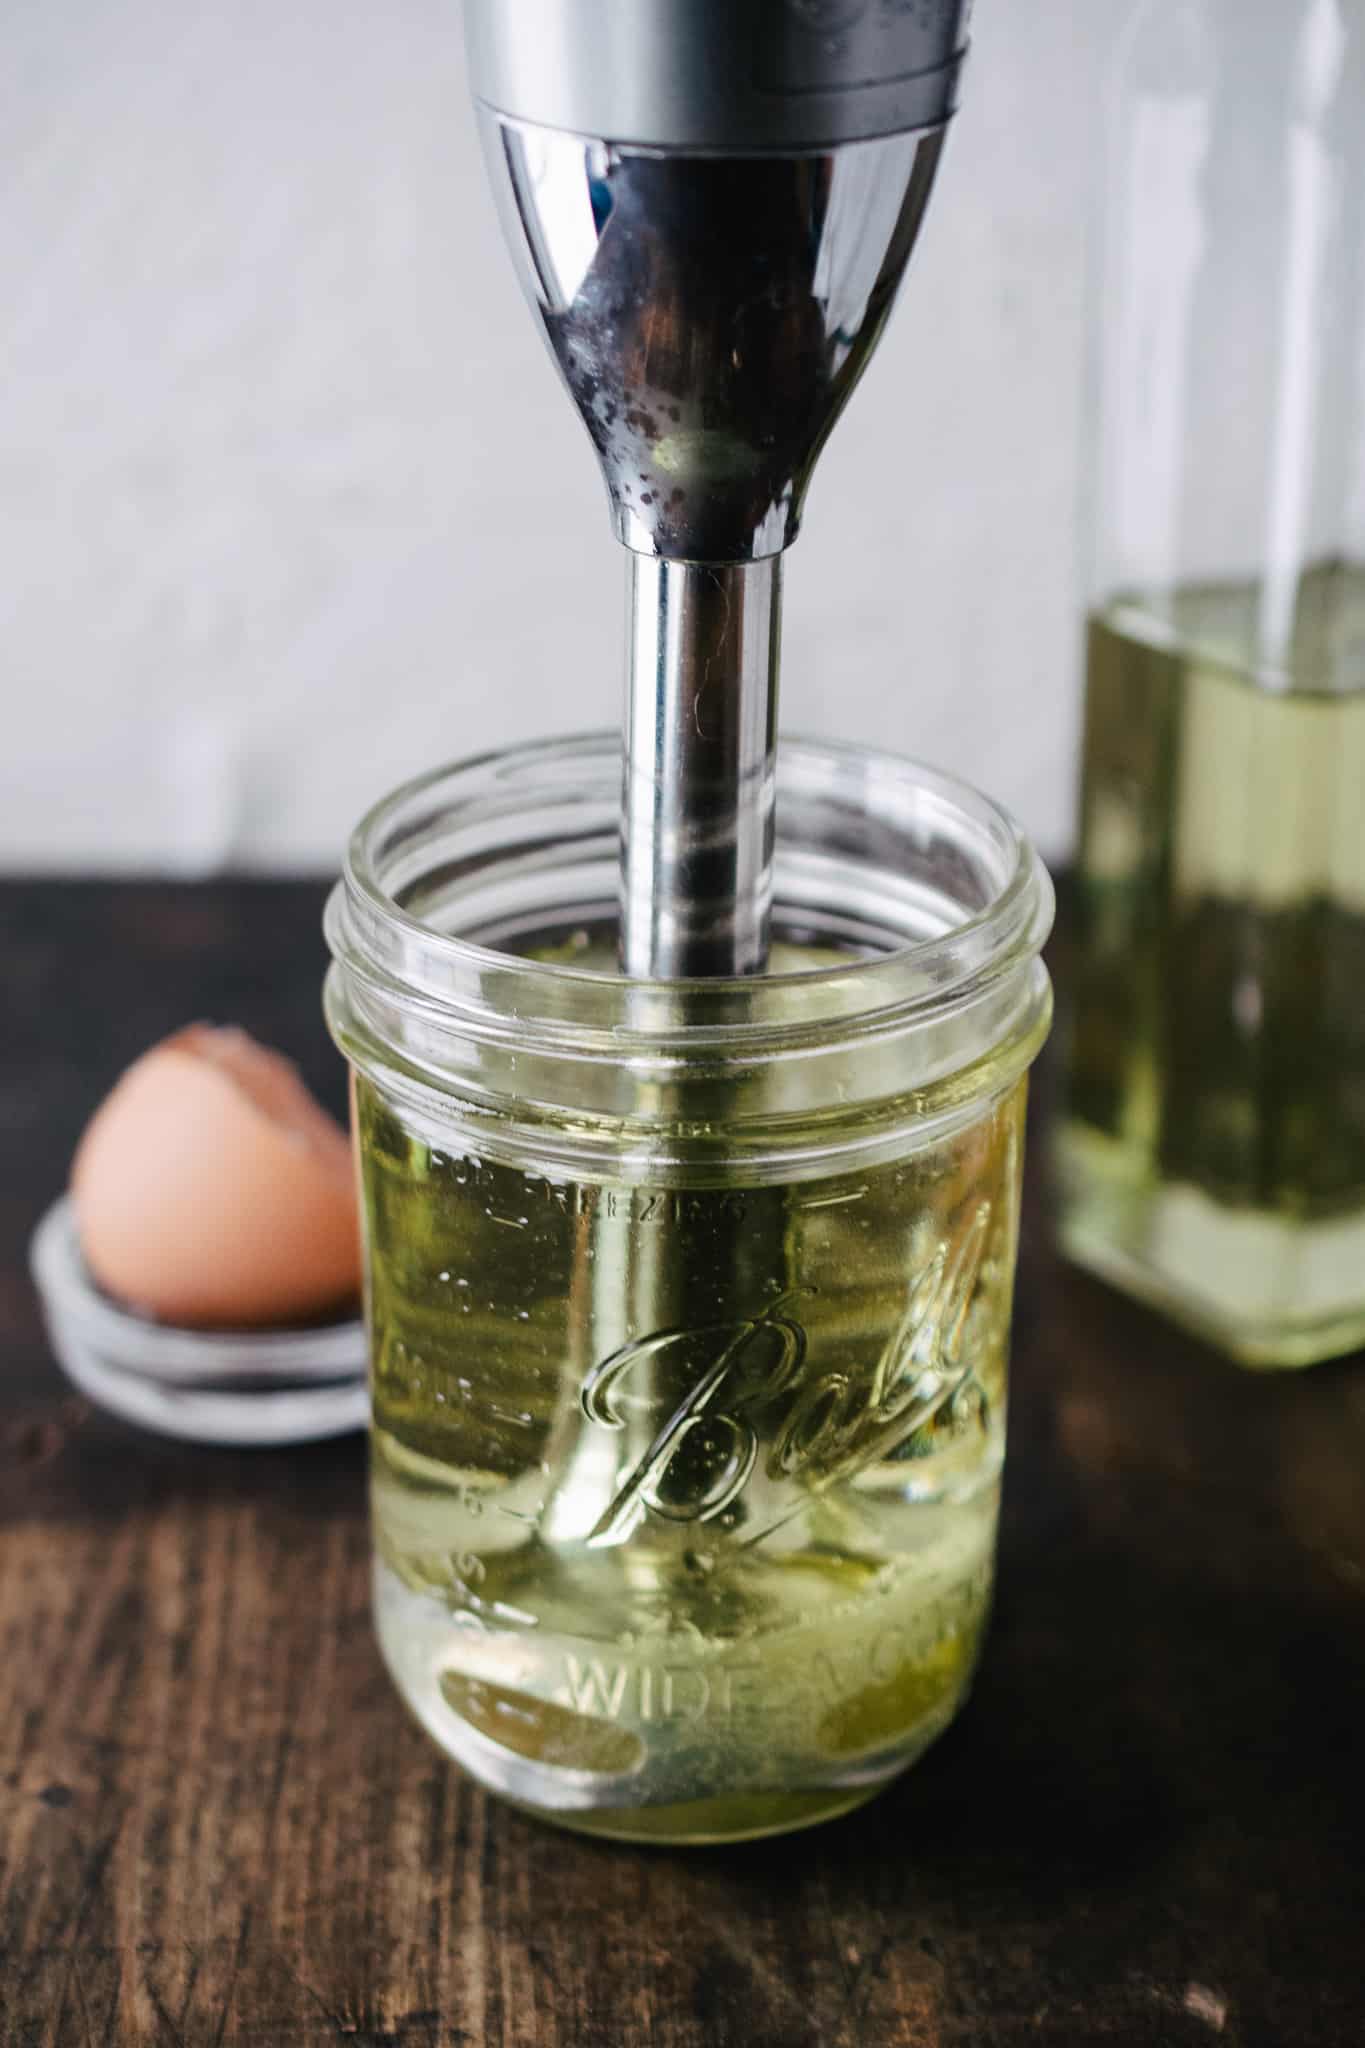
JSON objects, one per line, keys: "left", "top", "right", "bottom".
{"left": 1, "top": 881, "right": 1362, "bottom": 2047}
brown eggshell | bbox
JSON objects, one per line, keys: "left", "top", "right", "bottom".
{"left": 71, "top": 1025, "right": 361, "bottom": 1327}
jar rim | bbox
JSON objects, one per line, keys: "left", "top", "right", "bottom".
{"left": 330, "top": 731, "right": 1053, "bottom": 1054}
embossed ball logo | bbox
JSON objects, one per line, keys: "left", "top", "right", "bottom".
{"left": 580, "top": 1202, "right": 992, "bottom": 1545}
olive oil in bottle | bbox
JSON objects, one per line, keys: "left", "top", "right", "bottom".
{"left": 1060, "top": 563, "right": 1365, "bottom": 1365}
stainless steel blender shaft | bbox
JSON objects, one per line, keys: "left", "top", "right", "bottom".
{"left": 466, "top": 0, "right": 968, "bottom": 976}
{"left": 623, "top": 557, "right": 780, "bottom": 978}
{"left": 461, "top": 0, "right": 974, "bottom": 1565}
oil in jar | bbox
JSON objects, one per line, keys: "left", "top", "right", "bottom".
{"left": 359, "top": 1065, "right": 1024, "bottom": 1843}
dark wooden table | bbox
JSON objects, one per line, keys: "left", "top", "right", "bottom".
{"left": 2, "top": 880, "right": 1362, "bottom": 2048}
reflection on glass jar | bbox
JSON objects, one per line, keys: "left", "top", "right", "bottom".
{"left": 327, "top": 736, "right": 1052, "bottom": 1843}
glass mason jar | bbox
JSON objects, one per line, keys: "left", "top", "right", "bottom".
{"left": 326, "top": 735, "right": 1052, "bottom": 1844}
{"left": 1060, "top": 0, "right": 1365, "bottom": 1366}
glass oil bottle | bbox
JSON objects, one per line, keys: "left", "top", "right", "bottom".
{"left": 1060, "top": 0, "right": 1365, "bottom": 1365}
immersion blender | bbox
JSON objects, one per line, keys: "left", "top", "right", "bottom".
{"left": 463, "top": 0, "right": 973, "bottom": 978}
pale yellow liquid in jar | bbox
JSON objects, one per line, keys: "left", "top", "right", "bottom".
{"left": 359, "top": 939, "right": 1025, "bottom": 1841}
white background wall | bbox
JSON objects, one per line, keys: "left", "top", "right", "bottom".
{"left": 1, "top": 0, "right": 1105, "bottom": 874}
